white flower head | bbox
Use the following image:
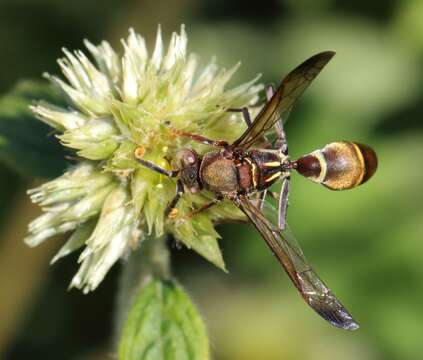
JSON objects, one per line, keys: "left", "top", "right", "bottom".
{"left": 26, "top": 26, "right": 262, "bottom": 293}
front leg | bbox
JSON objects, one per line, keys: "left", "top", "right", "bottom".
{"left": 134, "top": 147, "right": 179, "bottom": 177}
{"left": 165, "top": 180, "right": 184, "bottom": 217}
{"left": 135, "top": 158, "right": 179, "bottom": 178}
{"left": 134, "top": 149, "right": 185, "bottom": 218}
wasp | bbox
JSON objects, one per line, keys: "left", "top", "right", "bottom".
{"left": 135, "top": 51, "right": 377, "bottom": 330}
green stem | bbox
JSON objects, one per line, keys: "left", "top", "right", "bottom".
{"left": 114, "top": 234, "right": 170, "bottom": 345}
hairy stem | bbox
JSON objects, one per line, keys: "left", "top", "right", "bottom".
{"left": 114, "top": 234, "right": 170, "bottom": 345}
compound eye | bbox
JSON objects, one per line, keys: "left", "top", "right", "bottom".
{"left": 182, "top": 156, "right": 193, "bottom": 165}
{"left": 179, "top": 149, "right": 198, "bottom": 166}
{"left": 186, "top": 154, "right": 196, "bottom": 165}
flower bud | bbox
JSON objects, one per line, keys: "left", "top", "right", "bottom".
{"left": 27, "top": 26, "right": 260, "bottom": 291}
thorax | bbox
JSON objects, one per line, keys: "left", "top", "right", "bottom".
{"left": 199, "top": 151, "right": 238, "bottom": 196}
{"left": 199, "top": 148, "right": 288, "bottom": 197}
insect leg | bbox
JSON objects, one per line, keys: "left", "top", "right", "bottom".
{"left": 187, "top": 197, "right": 222, "bottom": 218}
{"left": 275, "top": 124, "right": 288, "bottom": 154}
{"left": 172, "top": 128, "right": 229, "bottom": 148}
{"left": 227, "top": 107, "right": 252, "bottom": 126}
{"left": 267, "top": 191, "right": 280, "bottom": 201}
{"left": 134, "top": 149, "right": 179, "bottom": 177}
{"left": 278, "top": 176, "right": 290, "bottom": 230}
{"left": 252, "top": 190, "right": 267, "bottom": 210}
{"left": 136, "top": 158, "right": 179, "bottom": 177}
{"left": 165, "top": 179, "right": 184, "bottom": 217}
{"left": 266, "top": 84, "right": 288, "bottom": 154}
{"left": 252, "top": 189, "right": 280, "bottom": 210}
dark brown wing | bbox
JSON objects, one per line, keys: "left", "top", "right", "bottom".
{"left": 235, "top": 196, "right": 359, "bottom": 330}
{"left": 231, "top": 51, "right": 335, "bottom": 150}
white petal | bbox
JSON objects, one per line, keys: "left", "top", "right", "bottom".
{"left": 75, "top": 50, "right": 111, "bottom": 98}
{"left": 60, "top": 183, "right": 115, "bottom": 222}
{"left": 163, "top": 32, "right": 178, "bottom": 70}
{"left": 51, "top": 220, "right": 96, "bottom": 264}
{"left": 30, "top": 102, "right": 87, "bottom": 130}
{"left": 127, "top": 28, "right": 148, "bottom": 66}
{"left": 82, "top": 186, "right": 129, "bottom": 253}
{"left": 121, "top": 56, "right": 139, "bottom": 104}
{"left": 61, "top": 48, "right": 91, "bottom": 90}
{"left": 49, "top": 75, "right": 109, "bottom": 114}
{"left": 180, "top": 54, "right": 198, "bottom": 97}
{"left": 151, "top": 25, "right": 163, "bottom": 70}
{"left": 84, "top": 39, "right": 121, "bottom": 85}
{"left": 192, "top": 59, "right": 218, "bottom": 93}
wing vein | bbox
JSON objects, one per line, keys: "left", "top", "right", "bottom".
{"left": 235, "top": 196, "right": 359, "bottom": 330}
{"left": 231, "top": 51, "right": 335, "bottom": 150}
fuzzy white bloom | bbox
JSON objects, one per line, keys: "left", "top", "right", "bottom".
{"left": 26, "top": 26, "right": 262, "bottom": 292}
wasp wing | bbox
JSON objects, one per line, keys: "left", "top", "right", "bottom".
{"left": 235, "top": 195, "right": 359, "bottom": 330}
{"left": 231, "top": 51, "right": 335, "bottom": 150}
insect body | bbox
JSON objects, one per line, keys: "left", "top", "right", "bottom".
{"left": 135, "top": 51, "right": 377, "bottom": 330}
{"left": 198, "top": 148, "right": 288, "bottom": 197}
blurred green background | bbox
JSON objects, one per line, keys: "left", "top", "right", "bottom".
{"left": 0, "top": 0, "right": 422, "bottom": 359}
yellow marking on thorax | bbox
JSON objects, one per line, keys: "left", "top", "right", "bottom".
{"left": 351, "top": 142, "right": 365, "bottom": 187}
{"left": 265, "top": 171, "right": 282, "bottom": 183}
{"left": 251, "top": 163, "right": 258, "bottom": 188}
{"left": 264, "top": 161, "right": 281, "bottom": 167}
{"left": 245, "top": 158, "right": 258, "bottom": 188}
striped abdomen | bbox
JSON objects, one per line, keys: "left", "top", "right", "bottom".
{"left": 295, "top": 141, "right": 377, "bottom": 190}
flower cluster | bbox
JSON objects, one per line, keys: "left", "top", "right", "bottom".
{"left": 26, "top": 26, "right": 262, "bottom": 292}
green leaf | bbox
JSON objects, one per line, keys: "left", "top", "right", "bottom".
{"left": 0, "top": 80, "right": 67, "bottom": 177}
{"left": 119, "top": 279, "right": 210, "bottom": 360}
